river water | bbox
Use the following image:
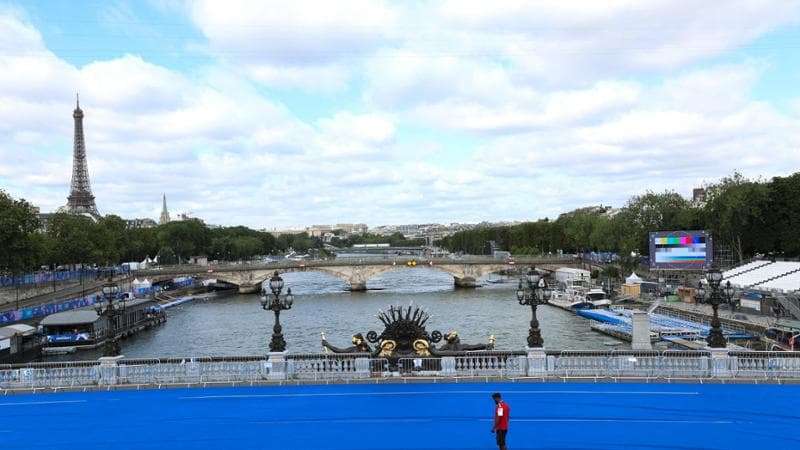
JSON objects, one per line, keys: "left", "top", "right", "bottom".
{"left": 50, "top": 270, "right": 625, "bottom": 360}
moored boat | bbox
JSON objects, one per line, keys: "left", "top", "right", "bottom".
{"left": 41, "top": 297, "right": 166, "bottom": 352}
{"left": 570, "top": 288, "right": 612, "bottom": 309}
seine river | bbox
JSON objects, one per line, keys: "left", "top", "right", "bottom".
{"left": 50, "top": 270, "right": 624, "bottom": 360}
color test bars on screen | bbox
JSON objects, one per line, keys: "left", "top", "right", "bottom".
{"left": 654, "top": 234, "right": 707, "bottom": 264}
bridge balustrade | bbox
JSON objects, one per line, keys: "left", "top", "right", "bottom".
{"left": 549, "top": 350, "right": 713, "bottom": 378}
{"left": 5, "top": 350, "right": 800, "bottom": 391}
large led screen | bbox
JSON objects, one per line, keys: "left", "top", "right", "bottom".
{"left": 649, "top": 231, "right": 712, "bottom": 270}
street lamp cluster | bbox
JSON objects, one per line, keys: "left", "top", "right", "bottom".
{"left": 95, "top": 281, "right": 123, "bottom": 357}
{"left": 261, "top": 271, "right": 294, "bottom": 353}
{"left": 516, "top": 267, "right": 552, "bottom": 348}
{"left": 696, "top": 267, "right": 735, "bottom": 349}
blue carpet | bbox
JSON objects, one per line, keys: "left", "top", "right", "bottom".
{"left": 2, "top": 382, "right": 799, "bottom": 449}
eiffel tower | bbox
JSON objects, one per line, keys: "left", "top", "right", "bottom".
{"left": 60, "top": 95, "right": 100, "bottom": 219}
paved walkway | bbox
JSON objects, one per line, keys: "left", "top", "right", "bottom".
{"left": 0, "top": 275, "right": 131, "bottom": 312}
{"left": 2, "top": 382, "right": 798, "bottom": 449}
{"left": 660, "top": 300, "right": 776, "bottom": 327}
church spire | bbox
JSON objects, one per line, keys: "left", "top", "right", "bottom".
{"left": 159, "top": 193, "right": 171, "bottom": 225}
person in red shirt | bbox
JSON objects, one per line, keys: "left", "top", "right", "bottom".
{"left": 491, "top": 392, "right": 510, "bottom": 450}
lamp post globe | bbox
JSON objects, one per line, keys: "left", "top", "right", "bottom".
{"left": 696, "top": 282, "right": 706, "bottom": 302}
{"left": 526, "top": 268, "right": 541, "bottom": 286}
{"left": 269, "top": 272, "right": 284, "bottom": 296}
{"left": 284, "top": 288, "right": 294, "bottom": 308}
{"left": 706, "top": 268, "right": 723, "bottom": 286}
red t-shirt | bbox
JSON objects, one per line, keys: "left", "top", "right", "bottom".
{"left": 494, "top": 401, "right": 510, "bottom": 430}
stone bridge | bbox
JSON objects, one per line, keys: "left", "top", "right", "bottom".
{"left": 138, "top": 256, "right": 582, "bottom": 293}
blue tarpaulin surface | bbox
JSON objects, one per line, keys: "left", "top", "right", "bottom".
{"left": 2, "top": 381, "right": 798, "bottom": 449}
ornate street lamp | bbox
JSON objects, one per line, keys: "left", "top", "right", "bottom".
{"left": 95, "top": 281, "right": 123, "bottom": 357}
{"left": 516, "top": 267, "right": 552, "bottom": 348}
{"left": 261, "top": 271, "right": 294, "bottom": 353}
{"left": 695, "top": 267, "right": 734, "bottom": 348}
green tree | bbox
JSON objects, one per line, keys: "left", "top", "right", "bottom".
{"left": 92, "top": 215, "right": 129, "bottom": 265}
{"left": 157, "top": 246, "right": 177, "bottom": 265}
{"left": 124, "top": 227, "right": 159, "bottom": 262}
{"left": 766, "top": 173, "right": 800, "bottom": 257}
{"left": 0, "top": 190, "right": 42, "bottom": 274}
{"left": 46, "top": 213, "right": 97, "bottom": 266}
{"left": 157, "top": 219, "right": 210, "bottom": 263}
{"left": 613, "top": 192, "right": 697, "bottom": 255}
{"left": 704, "top": 173, "right": 770, "bottom": 262}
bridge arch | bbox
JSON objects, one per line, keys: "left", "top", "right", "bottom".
{"left": 231, "top": 262, "right": 512, "bottom": 292}
{"left": 138, "top": 256, "right": 581, "bottom": 293}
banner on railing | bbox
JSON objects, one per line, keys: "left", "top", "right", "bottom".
{"left": 46, "top": 333, "right": 91, "bottom": 343}
{"left": 0, "top": 267, "right": 132, "bottom": 288}
{"left": 0, "top": 294, "right": 100, "bottom": 325}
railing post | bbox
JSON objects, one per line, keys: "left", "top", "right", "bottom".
{"left": 709, "top": 348, "right": 732, "bottom": 378}
{"left": 268, "top": 352, "right": 288, "bottom": 380}
{"left": 98, "top": 356, "right": 123, "bottom": 386}
{"left": 441, "top": 356, "right": 456, "bottom": 376}
{"left": 526, "top": 348, "right": 547, "bottom": 377}
{"left": 186, "top": 358, "right": 200, "bottom": 381}
{"left": 355, "top": 357, "right": 370, "bottom": 378}
{"left": 20, "top": 368, "right": 34, "bottom": 387}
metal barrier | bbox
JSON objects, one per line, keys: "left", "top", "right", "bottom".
{"left": 730, "top": 351, "right": 800, "bottom": 379}
{"left": 549, "top": 350, "right": 712, "bottom": 378}
{"left": 455, "top": 352, "right": 527, "bottom": 377}
{"left": 0, "top": 361, "right": 101, "bottom": 389}
{"left": 4, "top": 350, "right": 800, "bottom": 390}
{"left": 287, "top": 353, "right": 389, "bottom": 380}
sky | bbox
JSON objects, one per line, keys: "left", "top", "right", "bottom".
{"left": 1, "top": 0, "right": 799, "bottom": 229}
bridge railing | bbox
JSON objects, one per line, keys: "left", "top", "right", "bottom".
{"left": 286, "top": 353, "right": 390, "bottom": 380}
{"left": 547, "top": 350, "right": 713, "bottom": 378}
{"left": 4, "top": 350, "right": 800, "bottom": 390}
{"left": 137, "top": 255, "right": 580, "bottom": 276}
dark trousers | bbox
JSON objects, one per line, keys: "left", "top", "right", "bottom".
{"left": 496, "top": 429, "right": 508, "bottom": 449}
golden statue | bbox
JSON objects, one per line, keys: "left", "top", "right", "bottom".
{"left": 413, "top": 339, "right": 432, "bottom": 356}
{"left": 378, "top": 339, "right": 397, "bottom": 358}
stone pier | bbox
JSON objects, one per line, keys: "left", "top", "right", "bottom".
{"left": 453, "top": 276, "right": 478, "bottom": 288}
{"left": 348, "top": 282, "right": 368, "bottom": 292}
{"left": 238, "top": 284, "right": 260, "bottom": 294}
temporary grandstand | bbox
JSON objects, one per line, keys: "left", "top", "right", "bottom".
{"left": 723, "top": 260, "right": 800, "bottom": 293}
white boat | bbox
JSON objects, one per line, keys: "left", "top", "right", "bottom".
{"left": 570, "top": 288, "right": 612, "bottom": 309}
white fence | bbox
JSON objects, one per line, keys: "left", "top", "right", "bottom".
{"left": 2, "top": 351, "right": 800, "bottom": 390}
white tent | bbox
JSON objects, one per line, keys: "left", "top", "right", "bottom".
{"left": 132, "top": 278, "right": 152, "bottom": 288}
{"left": 625, "top": 272, "right": 643, "bottom": 284}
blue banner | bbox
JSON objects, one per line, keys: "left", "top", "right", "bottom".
{"left": 46, "top": 332, "right": 91, "bottom": 343}
{"left": 0, "top": 267, "right": 130, "bottom": 288}
{"left": 0, "top": 294, "right": 100, "bottom": 325}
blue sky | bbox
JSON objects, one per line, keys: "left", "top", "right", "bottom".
{"left": 1, "top": 1, "right": 799, "bottom": 228}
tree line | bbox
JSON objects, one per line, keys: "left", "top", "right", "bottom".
{"left": 0, "top": 192, "right": 333, "bottom": 275}
{"left": 437, "top": 172, "right": 800, "bottom": 262}
{"left": 3, "top": 171, "right": 798, "bottom": 275}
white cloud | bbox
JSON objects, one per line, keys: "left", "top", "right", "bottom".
{"left": 190, "top": 0, "right": 398, "bottom": 90}
{"left": 318, "top": 112, "right": 395, "bottom": 145}
{"left": 3, "top": 3, "right": 800, "bottom": 229}
{"left": 437, "top": 0, "right": 800, "bottom": 83}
